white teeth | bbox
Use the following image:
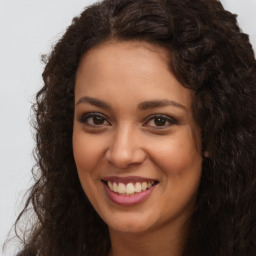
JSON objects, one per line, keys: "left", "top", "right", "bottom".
{"left": 141, "top": 182, "right": 147, "bottom": 191}
{"left": 107, "top": 181, "right": 156, "bottom": 195}
{"left": 126, "top": 183, "right": 135, "bottom": 195}
{"left": 117, "top": 183, "right": 126, "bottom": 194}
{"left": 108, "top": 181, "right": 113, "bottom": 190}
{"left": 113, "top": 182, "right": 118, "bottom": 192}
{"left": 134, "top": 182, "right": 142, "bottom": 193}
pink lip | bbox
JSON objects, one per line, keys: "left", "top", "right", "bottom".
{"left": 102, "top": 176, "right": 157, "bottom": 185}
{"left": 103, "top": 182, "right": 157, "bottom": 206}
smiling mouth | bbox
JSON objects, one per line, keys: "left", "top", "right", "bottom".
{"left": 102, "top": 179, "right": 159, "bottom": 196}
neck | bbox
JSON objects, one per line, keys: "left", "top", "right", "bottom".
{"left": 108, "top": 220, "right": 187, "bottom": 256}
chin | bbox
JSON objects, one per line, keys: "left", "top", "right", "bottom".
{"left": 105, "top": 212, "right": 156, "bottom": 234}
{"left": 110, "top": 222, "right": 151, "bottom": 234}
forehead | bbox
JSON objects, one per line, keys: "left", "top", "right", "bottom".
{"left": 75, "top": 40, "right": 193, "bottom": 109}
{"left": 76, "top": 40, "right": 171, "bottom": 84}
{"left": 80, "top": 40, "right": 171, "bottom": 65}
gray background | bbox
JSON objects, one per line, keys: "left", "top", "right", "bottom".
{"left": 0, "top": 0, "right": 255, "bottom": 255}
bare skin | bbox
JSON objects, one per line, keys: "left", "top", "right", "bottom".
{"left": 108, "top": 216, "right": 186, "bottom": 256}
{"left": 73, "top": 40, "right": 202, "bottom": 256}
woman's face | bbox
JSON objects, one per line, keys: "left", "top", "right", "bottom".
{"left": 73, "top": 41, "right": 202, "bottom": 234}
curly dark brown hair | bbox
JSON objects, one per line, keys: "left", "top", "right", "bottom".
{"left": 14, "top": 0, "right": 256, "bottom": 255}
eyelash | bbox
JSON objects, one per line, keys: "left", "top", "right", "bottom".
{"left": 78, "top": 112, "right": 111, "bottom": 127}
{"left": 78, "top": 112, "right": 178, "bottom": 129}
{"left": 143, "top": 114, "right": 178, "bottom": 128}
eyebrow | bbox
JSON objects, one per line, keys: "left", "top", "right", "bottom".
{"left": 138, "top": 100, "right": 186, "bottom": 111}
{"left": 76, "top": 96, "right": 186, "bottom": 111}
{"left": 76, "top": 96, "right": 111, "bottom": 109}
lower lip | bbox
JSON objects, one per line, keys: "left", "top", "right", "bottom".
{"left": 103, "top": 183, "right": 156, "bottom": 206}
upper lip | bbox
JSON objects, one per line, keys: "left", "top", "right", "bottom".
{"left": 101, "top": 176, "right": 158, "bottom": 184}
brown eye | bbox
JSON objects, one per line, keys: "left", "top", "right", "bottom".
{"left": 144, "top": 114, "right": 178, "bottom": 129}
{"left": 79, "top": 113, "right": 110, "bottom": 126}
{"left": 154, "top": 117, "right": 167, "bottom": 126}
{"left": 92, "top": 116, "right": 105, "bottom": 125}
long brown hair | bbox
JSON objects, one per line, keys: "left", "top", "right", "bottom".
{"left": 15, "top": 0, "right": 256, "bottom": 255}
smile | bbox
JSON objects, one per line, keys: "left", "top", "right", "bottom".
{"left": 102, "top": 176, "right": 159, "bottom": 206}
{"left": 106, "top": 181, "right": 155, "bottom": 195}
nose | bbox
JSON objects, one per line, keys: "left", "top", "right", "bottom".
{"left": 105, "top": 125, "right": 146, "bottom": 169}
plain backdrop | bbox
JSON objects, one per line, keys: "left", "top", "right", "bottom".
{"left": 0, "top": 0, "right": 255, "bottom": 255}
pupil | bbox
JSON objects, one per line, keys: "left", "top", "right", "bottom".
{"left": 93, "top": 116, "right": 104, "bottom": 125}
{"left": 155, "top": 118, "right": 166, "bottom": 126}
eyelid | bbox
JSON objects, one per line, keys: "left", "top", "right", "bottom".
{"left": 143, "top": 114, "right": 179, "bottom": 128}
{"left": 77, "top": 112, "right": 179, "bottom": 129}
{"left": 78, "top": 112, "right": 111, "bottom": 126}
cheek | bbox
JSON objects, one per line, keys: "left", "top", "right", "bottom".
{"left": 72, "top": 131, "right": 104, "bottom": 202}
{"left": 72, "top": 131, "right": 102, "bottom": 175}
{"left": 152, "top": 133, "right": 202, "bottom": 218}
{"left": 150, "top": 131, "right": 202, "bottom": 176}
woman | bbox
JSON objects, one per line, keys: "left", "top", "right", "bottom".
{"left": 15, "top": 0, "right": 256, "bottom": 255}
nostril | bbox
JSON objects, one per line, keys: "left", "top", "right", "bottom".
{"left": 105, "top": 147, "right": 147, "bottom": 169}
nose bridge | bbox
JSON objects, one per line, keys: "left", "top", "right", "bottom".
{"left": 105, "top": 122, "right": 145, "bottom": 168}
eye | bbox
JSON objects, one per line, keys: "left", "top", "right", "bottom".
{"left": 78, "top": 112, "right": 110, "bottom": 127}
{"left": 144, "top": 114, "right": 178, "bottom": 128}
